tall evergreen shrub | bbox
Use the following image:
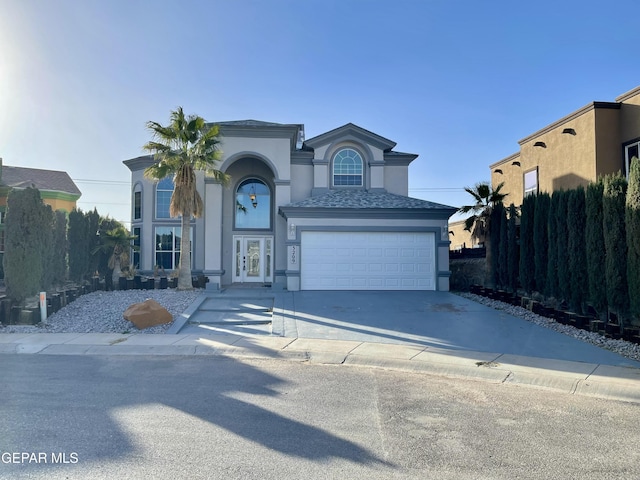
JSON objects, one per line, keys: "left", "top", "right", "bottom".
{"left": 3, "top": 188, "right": 47, "bottom": 303}
{"left": 626, "top": 158, "right": 640, "bottom": 319}
{"left": 603, "top": 173, "right": 628, "bottom": 316}
{"left": 546, "top": 192, "right": 560, "bottom": 297}
{"left": 497, "top": 204, "right": 508, "bottom": 289}
{"left": 533, "top": 192, "right": 550, "bottom": 294}
{"left": 585, "top": 180, "right": 607, "bottom": 316}
{"left": 507, "top": 204, "right": 519, "bottom": 293}
{"left": 52, "top": 210, "right": 68, "bottom": 286}
{"left": 519, "top": 194, "right": 536, "bottom": 293}
{"left": 567, "top": 187, "right": 588, "bottom": 313}
{"left": 489, "top": 203, "right": 503, "bottom": 288}
{"left": 556, "top": 190, "right": 570, "bottom": 301}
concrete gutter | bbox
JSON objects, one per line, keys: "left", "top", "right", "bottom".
{"left": 1, "top": 332, "right": 639, "bottom": 405}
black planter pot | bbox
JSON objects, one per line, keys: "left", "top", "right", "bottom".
{"left": 118, "top": 277, "right": 128, "bottom": 291}
{"left": 159, "top": 277, "right": 168, "bottom": 289}
{"left": 133, "top": 275, "right": 143, "bottom": 290}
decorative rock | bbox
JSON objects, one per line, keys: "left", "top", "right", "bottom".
{"left": 123, "top": 299, "right": 172, "bottom": 330}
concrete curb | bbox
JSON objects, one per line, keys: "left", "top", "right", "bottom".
{"left": 0, "top": 332, "right": 639, "bottom": 404}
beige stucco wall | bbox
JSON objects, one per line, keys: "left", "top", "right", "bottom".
{"left": 448, "top": 219, "right": 478, "bottom": 250}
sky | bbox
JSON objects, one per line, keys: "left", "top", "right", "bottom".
{"left": 1, "top": 0, "right": 639, "bottom": 226}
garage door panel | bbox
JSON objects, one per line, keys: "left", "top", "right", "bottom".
{"left": 301, "top": 231, "right": 436, "bottom": 291}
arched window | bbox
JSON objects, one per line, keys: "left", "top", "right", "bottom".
{"left": 235, "top": 178, "right": 271, "bottom": 229}
{"left": 155, "top": 177, "right": 174, "bottom": 219}
{"left": 333, "top": 148, "right": 363, "bottom": 186}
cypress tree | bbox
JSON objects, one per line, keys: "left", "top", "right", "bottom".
{"left": 39, "top": 203, "right": 55, "bottom": 291}
{"left": 533, "top": 192, "right": 550, "bottom": 294}
{"left": 489, "top": 203, "right": 503, "bottom": 288}
{"left": 556, "top": 190, "right": 571, "bottom": 302}
{"left": 3, "top": 188, "right": 46, "bottom": 303}
{"left": 626, "top": 157, "right": 640, "bottom": 319}
{"left": 52, "top": 210, "right": 68, "bottom": 286}
{"left": 497, "top": 204, "right": 508, "bottom": 289}
{"left": 507, "top": 203, "right": 519, "bottom": 293}
{"left": 546, "top": 191, "right": 560, "bottom": 298}
{"left": 519, "top": 194, "right": 536, "bottom": 293}
{"left": 68, "top": 209, "right": 87, "bottom": 282}
{"left": 603, "top": 173, "right": 628, "bottom": 316}
{"left": 567, "top": 187, "right": 588, "bottom": 313}
{"left": 585, "top": 180, "right": 607, "bottom": 316}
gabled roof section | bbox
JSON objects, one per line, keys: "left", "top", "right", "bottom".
{"left": 1, "top": 165, "right": 81, "bottom": 197}
{"left": 279, "top": 190, "right": 456, "bottom": 220}
{"left": 304, "top": 123, "right": 397, "bottom": 151}
{"left": 123, "top": 155, "right": 156, "bottom": 172}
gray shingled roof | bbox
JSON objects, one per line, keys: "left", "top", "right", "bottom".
{"left": 282, "top": 189, "right": 455, "bottom": 210}
{"left": 217, "top": 120, "right": 290, "bottom": 127}
{"left": 1, "top": 166, "right": 81, "bottom": 196}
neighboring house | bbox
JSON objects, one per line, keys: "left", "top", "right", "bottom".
{"left": 124, "top": 121, "right": 456, "bottom": 291}
{"left": 490, "top": 85, "right": 640, "bottom": 207}
{"left": 0, "top": 158, "right": 82, "bottom": 253}
{"left": 448, "top": 219, "right": 482, "bottom": 251}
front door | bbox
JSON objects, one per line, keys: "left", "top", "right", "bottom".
{"left": 232, "top": 236, "right": 273, "bottom": 284}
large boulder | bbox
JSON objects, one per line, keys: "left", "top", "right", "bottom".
{"left": 123, "top": 299, "right": 172, "bottom": 330}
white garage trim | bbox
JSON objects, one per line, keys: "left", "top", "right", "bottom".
{"left": 301, "top": 231, "right": 436, "bottom": 290}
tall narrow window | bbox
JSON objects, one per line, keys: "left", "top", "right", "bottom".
{"left": 132, "top": 227, "right": 141, "bottom": 268}
{"left": 155, "top": 178, "right": 174, "bottom": 219}
{"left": 133, "top": 191, "right": 142, "bottom": 220}
{"left": 524, "top": 168, "right": 538, "bottom": 196}
{"left": 333, "top": 148, "right": 363, "bottom": 186}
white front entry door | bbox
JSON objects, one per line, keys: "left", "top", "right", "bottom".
{"left": 232, "top": 236, "right": 273, "bottom": 284}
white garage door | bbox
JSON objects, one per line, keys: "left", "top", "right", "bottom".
{"left": 301, "top": 231, "right": 436, "bottom": 290}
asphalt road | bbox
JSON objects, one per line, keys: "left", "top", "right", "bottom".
{"left": 1, "top": 354, "right": 639, "bottom": 480}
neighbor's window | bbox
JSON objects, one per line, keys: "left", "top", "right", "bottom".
{"left": 625, "top": 141, "right": 640, "bottom": 178}
{"left": 235, "top": 178, "right": 271, "bottom": 229}
{"left": 333, "top": 148, "right": 363, "bottom": 186}
{"left": 524, "top": 168, "right": 538, "bottom": 196}
{"left": 155, "top": 177, "right": 174, "bottom": 219}
{"left": 132, "top": 227, "right": 141, "bottom": 269}
{"left": 133, "top": 190, "right": 142, "bottom": 220}
{"left": 154, "top": 226, "right": 191, "bottom": 270}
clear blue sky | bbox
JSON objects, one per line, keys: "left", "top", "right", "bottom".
{"left": 1, "top": 0, "right": 638, "bottom": 225}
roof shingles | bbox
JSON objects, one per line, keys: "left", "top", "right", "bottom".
{"left": 282, "top": 189, "right": 454, "bottom": 210}
{"left": 1, "top": 166, "right": 81, "bottom": 196}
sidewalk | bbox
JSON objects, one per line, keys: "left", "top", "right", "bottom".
{"left": 1, "top": 331, "right": 639, "bottom": 405}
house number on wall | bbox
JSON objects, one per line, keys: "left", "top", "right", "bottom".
{"left": 291, "top": 246, "right": 297, "bottom": 265}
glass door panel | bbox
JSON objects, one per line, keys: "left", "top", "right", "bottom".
{"left": 246, "top": 239, "right": 261, "bottom": 278}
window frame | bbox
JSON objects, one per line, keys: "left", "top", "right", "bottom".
{"left": 523, "top": 168, "right": 538, "bottom": 196}
{"left": 154, "top": 226, "right": 192, "bottom": 271}
{"left": 332, "top": 147, "right": 364, "bottom": 187}
{"left": 133, "top": 190, "right": 142, "bottom": 220}
{"left": 155, "top": 177, "right": 174, "bottom": 219}
{"left": 234, "top": 178, "right": 272, "bottom": 230}
{"left": 624, "top": 140, "right": 640, "bottom": 179}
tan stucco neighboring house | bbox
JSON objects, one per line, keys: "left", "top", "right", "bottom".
{"left": 124, "top": 121, "right": 457, "bottom": 291}
{"left": 490, "top": 85, "right": 640, "bottom": 207}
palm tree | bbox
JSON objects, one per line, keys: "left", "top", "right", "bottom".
{"left": 92, "top": 226, "right": 137, "bottom": 288}
{"left": 143, "top": 107, "right": 229, "bottom": 290}
{"left": 458, "top": 182, "right": 508, "bottom": 286}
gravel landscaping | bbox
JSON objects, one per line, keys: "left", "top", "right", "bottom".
{"left": 0, "top": 289, "right": 203, "bottom": 335}
{"left": 1, "top": 289, "right": 640, "bottom": 363}
{"left": 457, "top": 292, "right": 640, "bottom": 362}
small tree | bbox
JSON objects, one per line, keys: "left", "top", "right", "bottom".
{"left": 603, "top": 173, "right": 628, "bottom": 318}
{"left": 489, "top": 202, "right": 503, "bottom": 288}
{"left": 519, "top": 194, "right": 536, "bottom": 294}
{"left": 567, "top": 187, "right": 588, "bottom": 313}
{"left": 626, "top": 157, "right": 640, "bottom": 320}
{"left": 93, "top": 226, "right": 137, "bottom": 288}
{"left": 585, "top": 180, "right": 607, "bottom": 317}
{"left": 458, "top": 182, "right": 508, "bottom": 287}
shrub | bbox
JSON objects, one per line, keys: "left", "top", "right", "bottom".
{"left": 585, "top": 180, "right": 607, "bottom": 315}
{"left": 603, "top": 173, "right": 628, "bottom": 316}
{"left": 546, "top": 191, "right": 560, "bottom": 297}
{"left": 626, "top": 158, "right": 640, "bottom": 319}
{"left": 519, "top": 194, "right": 535, "bottom": 293}
{"left": 556, "top": 190, "right": 570, "bottom": 301}
{"left": 567, "top": 187, "right": 588, "bottom": 313}
{"left": 507, "top": 204, "right": 519, "bottom": 293}
{"left": 533, "top": 192, "right": 550, "bottom": 294}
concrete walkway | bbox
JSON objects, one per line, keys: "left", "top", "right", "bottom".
{"left": 1, "top": 288, "right": 639, "bottom": 404}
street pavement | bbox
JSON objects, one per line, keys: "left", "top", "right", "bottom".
{"left": 0, "top": 289, "right": 639, "bottom": 404}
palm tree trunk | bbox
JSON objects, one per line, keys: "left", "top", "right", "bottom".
{"left": 112, "top": 259, "right": 122, "bottom": 290}
{"left": 177, "top": 213, "right": 193, "bottom": 290}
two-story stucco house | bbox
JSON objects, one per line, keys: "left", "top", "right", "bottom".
{"left": 124, "top": 121, "right": 456, "bottom": 291}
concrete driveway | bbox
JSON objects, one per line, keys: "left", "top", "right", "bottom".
{"left": 175, "top": 289, "right": 640, "bottom": 368}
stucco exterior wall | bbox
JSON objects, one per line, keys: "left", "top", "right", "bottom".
{"left": 448, "top": 219, "right": 478, "bottom": 250}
